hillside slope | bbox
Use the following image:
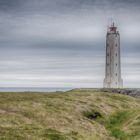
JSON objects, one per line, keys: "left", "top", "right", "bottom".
{"left": 0, "top": 89, "right": 140, "bottom": 140}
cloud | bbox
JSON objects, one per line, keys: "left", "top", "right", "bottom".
{"left": 0, "top": 0, "right": 139, "bottom": 88}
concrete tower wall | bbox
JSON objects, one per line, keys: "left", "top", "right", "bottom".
{"left": 104, "top": 24, "right": 123, "bottom": 88}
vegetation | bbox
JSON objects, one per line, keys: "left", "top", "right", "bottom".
{"left": 105, "top": 111, "right": 129, "bottom": 139}
{"left": 0, "top": 89, "right": 140, "bottom": 140}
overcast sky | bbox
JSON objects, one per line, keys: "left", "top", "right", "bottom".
{"left": 0, "top": 0, "right": 140, "bottom": 88}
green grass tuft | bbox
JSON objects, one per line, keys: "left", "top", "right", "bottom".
{"left": 45, "top": 129, "right": 79, "bottom": 140}
{"left": 105, "top": 111, "right": 129, "bottom": 140}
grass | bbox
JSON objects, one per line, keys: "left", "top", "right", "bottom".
{"left": 44, "top": 129, "right": 79, "bottom": 140}
{"left": 0, "top": 89, "right": 140, "bottom": 140}
{"left": 105, "top": 111, "right": 129, "bottom": 140}
{"left": 104, "top": 109, "right": 140, "bottom": 140}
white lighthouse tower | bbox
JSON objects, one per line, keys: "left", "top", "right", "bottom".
{"left": 104, "top": 22, "right": 123, "bottom": 88}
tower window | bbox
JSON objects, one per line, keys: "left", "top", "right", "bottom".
{"left": 116, "top": 73, "right": 117, "bottom": 76}
{"left": 116, "top": 53, "right": 117, "bottom": 56}
{"left": 116, "top": 82, "right": 117, "bottom": 85}
{"left": 116, "top": 44, "right": 117, "bottom": 47}
{"left": 116, "top": 64, "right": 117, "bottom": 66}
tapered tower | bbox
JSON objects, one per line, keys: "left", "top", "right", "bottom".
{"left": 104, "top": 23, "right": 123, "bottom": 88}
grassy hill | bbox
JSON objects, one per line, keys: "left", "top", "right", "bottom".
{"left": 0, "top": 89, "right": 140, "bottom": 140}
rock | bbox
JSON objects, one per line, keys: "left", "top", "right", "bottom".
{"left": 101, "top": 88, "right": 140, "bottom": 98}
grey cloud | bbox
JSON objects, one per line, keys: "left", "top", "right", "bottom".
{"left": 0, "top": 0, "right": 139, "bottom": 87}
{"left": 0, "top": 0, "right": 140, "bottom": 15}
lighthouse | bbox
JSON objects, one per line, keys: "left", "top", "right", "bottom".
{"left": 104, "top": 23, "right": 123, "bottom": 88}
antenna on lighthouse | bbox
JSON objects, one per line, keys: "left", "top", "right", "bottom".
{"left": 107, "top": 18, "right": 112, "bottom": 31}
{"left": 107, "top": 17, "right": 114, "bottom": 31}
{"left": 112, "top": 22, "right": 115, "bottom": 27}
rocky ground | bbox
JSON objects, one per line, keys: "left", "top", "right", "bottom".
{"left": 100, "top": 88, "right": 140, "bottom": 98}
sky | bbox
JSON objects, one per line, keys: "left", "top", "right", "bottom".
{"left": 0, "top": 0, "right": 140, "bottom": 88}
